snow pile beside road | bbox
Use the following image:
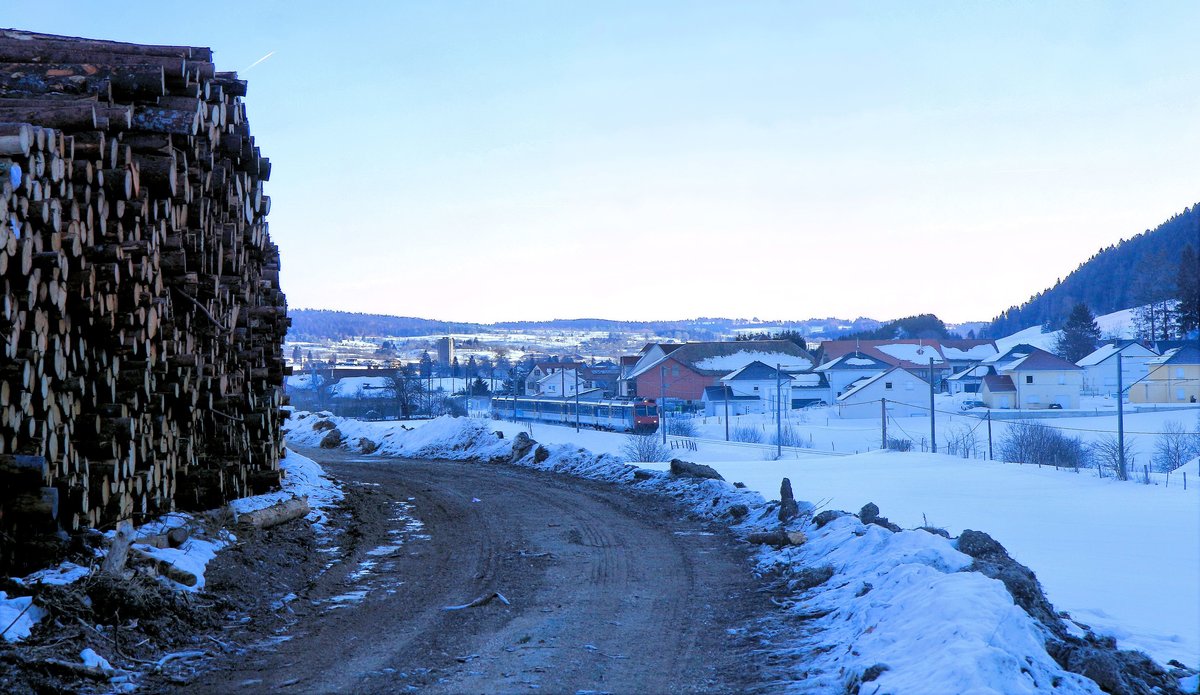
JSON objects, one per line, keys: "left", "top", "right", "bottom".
{"left": 285, "top": 411, "right": 510, "bottom": 461}
{"left": 288, "top": 412, "right": 1191, "bottom": 692}
{"left": 232, "top": 448, "right": 345, "bottom": 529}
{"left": 762, "top": 517, "right": 1102, "bottom": 694}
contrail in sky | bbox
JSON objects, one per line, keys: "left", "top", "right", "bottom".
{"left": 244, "top": 51, "right": 275, "bottom": 71}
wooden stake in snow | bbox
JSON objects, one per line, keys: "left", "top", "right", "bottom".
{"left": 101, "top": 520, "right": 134, "bottom": 576}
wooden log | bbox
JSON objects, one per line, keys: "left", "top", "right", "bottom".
{"left": 0, "top": 104, "right": 95, "bottom": 131}
{"left": 0, "top": 121, "right": 31, "bottom": 155}
{"left": 236, "top": 496, "right": 309, "bottom": 529}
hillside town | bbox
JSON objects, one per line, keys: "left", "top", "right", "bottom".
{"left": 285, "top": 329, "right": 1200, "bottom": 422}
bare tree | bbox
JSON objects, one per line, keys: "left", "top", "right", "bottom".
{"left": 1091, "top": 435, "right": 1136, "bottom": 480}
{"left": 998, "top": 422, "right": 1089, "bottom": 470}
{"left": 1152, "top": 420, "right": 1200, "bottom": 472}
{"left": 621, "top": 434, "right": 671, "bottom": 462}
{"left": 943, "top": 425, "right": 981, "bottom": 459}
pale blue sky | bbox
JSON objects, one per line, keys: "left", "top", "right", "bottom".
{"left": 8, "top": 2, "right": 1200, "bottom": 323}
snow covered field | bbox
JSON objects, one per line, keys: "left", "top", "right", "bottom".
{"left": 288, "top": 410, "right": 1199, "bottom": 668}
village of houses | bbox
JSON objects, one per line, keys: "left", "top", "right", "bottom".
{"left": 284, "top": 330, "right": 1200, "bottom": 446}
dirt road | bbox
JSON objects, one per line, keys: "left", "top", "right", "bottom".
{"left": 183, "top": 448, "right": 783, "bottom": 693}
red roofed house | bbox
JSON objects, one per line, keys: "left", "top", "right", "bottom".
{"left": 626, "top": 340, "right": 816, "bottom": 407}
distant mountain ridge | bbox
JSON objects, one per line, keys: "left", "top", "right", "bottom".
{"left": 988, "top": 204, "right": 1200, "bottom": 336}
{"left": 286, "top": 309, "right": 885, "bottom": 342}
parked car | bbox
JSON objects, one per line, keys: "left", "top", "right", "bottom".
{"left": 960, "top": 400, "right": 985, "bottom": 411}
{"left": 1047, "top": 403, "right": 1063, "bottom": 410}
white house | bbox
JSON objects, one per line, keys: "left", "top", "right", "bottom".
{"left": 720, "top": 361, "right": 793, "bottom": 412}
{"left": 996, "top": 349, "right": 1084, "bottom": 410}
{"left": 1076, "top": 341, "right": 1159, "bottom": 398}
{"left": 835, "top": 367, "right": 929, "bottom": 419}
{"left": 702, "top": 386, "right": 763, "bottom": 416}
{"left": 532, "top": 368, "right": 586, "bottom": 397}
{"left": 788, "top": 370, "right": 830, "bottom": 407}
{"left": 816, "top": 352, "right": 891, "bottom": 404}
{"left": 946, "top": 365, "right": 993, "bottom": 395}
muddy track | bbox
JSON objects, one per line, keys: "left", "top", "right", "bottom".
{"left": 179, "top": 447, "right": 784, "bottom": 694}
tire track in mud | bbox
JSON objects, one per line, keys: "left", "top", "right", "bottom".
{"left": 179, "top": 448, "right": 782, "bottom": 694}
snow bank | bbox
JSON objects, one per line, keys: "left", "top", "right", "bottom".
{"left": 0, "top": 592, "right": 46, "bottom": 643}
{"left": 762, "top": 517, "right": 1101, "bottom": 694}
{"left": 286, "top": 411, "right": 1172, "bottom": 692}
{"left": 231, "top": 448, "right": 345, "bottom": 529}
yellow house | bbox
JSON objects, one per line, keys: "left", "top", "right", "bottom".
{"left": 1129, "top": 346, "right": 1200, "bottom": 404}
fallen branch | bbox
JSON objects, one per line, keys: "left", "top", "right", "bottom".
{"left": 442, "top": 591, "right": 511, "bottom": 611}
{"left": 169, "top": 287, "right": 227, "bottom": 332}
{"left": 153, "top": 650, "right": 207, "bottom": 671}
{"left": 0, "top": 652, "right": 110, "bottom": 681}
{"left": 0, "top": 599, "right": 34, "bottom": 640}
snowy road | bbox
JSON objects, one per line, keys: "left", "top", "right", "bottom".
{"left": 183, "top": 447, "right": 779, "bottom": 693}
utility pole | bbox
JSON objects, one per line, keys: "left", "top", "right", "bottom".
{"left": 560, "top": 368, "right": 566, "bottom": 425}
{"left": 929, "top": 357, "right": 937, "bottom": 454}
{"left": 881, "top": 397, "right": 887, "bottom": 448}
{"left": 987, "top": 410, "right": 993, "bottom": 460}
{"left": 1117, "top": 352, "right": 1126, "bottom": 479}
{"left": 776, "top": 363, "right": 783, "bottom": 459}
{"left": 724, "top": 382, "right": 730, "bottom": 442}
{"left": 574, "top": 369, "right": 580, "bottom": 432}
{"left": 660, "top": 366, "right": 667, "bottom": 444}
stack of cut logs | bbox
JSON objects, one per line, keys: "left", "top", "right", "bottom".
{"left": 0, "top": 29, "right": 289, "bottom": 573}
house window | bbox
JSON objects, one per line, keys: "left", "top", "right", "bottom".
{"left": 885, "top": 382, "right": 893, "bottom": 390}
{"left": 1027, "top": 394, "right": 1040, "bottom": 404}
{"left": 1025, "top": 375, "right": 1034, "bottom": 384}
{"left": 753, "top": 386, "right": 759, "bottom": 391}
{"left": 1178, "top": 388, "right": 1187, "bottom": 401}
{"left": 1057, "top": 374, "right": 1065, "bottom": 385}
{"left": 672, "top": 366, "right": 680, "bottom": 377}
{"left": 1177, "top": 368, "right": 1186, "bottom": 379}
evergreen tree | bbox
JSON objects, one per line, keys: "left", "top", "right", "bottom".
{"left": 1055, "top": 303, "right": 1102, "bottom": 363}
{"left": 1176, "top": 243, "right": 1200, "bottom": 335}
{"left": 418, "top": 351, "right": 433, "bottom": 378}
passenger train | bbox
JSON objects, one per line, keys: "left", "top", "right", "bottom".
{"left": 491, "top": 395, "right": 659, "bottom": 433}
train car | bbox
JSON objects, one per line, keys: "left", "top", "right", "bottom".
{"left": 491, "top": 395, "right": 659, "bottom": 433}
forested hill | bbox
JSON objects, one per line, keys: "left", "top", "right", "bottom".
{"left": 287, "top": 310, "right": 484, "bottom": 341}
{"left": 988, "top": 204, "right": 1200, "bottom": 336}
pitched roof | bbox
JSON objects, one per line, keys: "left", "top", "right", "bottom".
{"left": 816, "top": 353, "right": 892, "bottom": 371}
{"left": 837, "top": 367, "right": 927, "bottom": 402}
{"left": 982, "top": 374, "right": 1017, "bottom": 392}
{"left": 1150, "top": 345, "right": 1200, "bottom": 366}
{"left": 702, "top": 386, "right": 760, "bottom": 402}
{"left": 819, "top": 340, "right": 955, "bottom": 371}
{"left": 1006, "top": 349, "right": 1083, "bottom": 371}
{"left": 631, "top": 340, "right": 814, "bottom": 378}
{"left": 948, "top": 365, "right": 994, "bottom": 381}
{"left": 983, "top": 344, "right": 1040, "bottom": 366}
{"left": 1076, "top": 341, "right": 1158, "bottom": 367}
{"left": 940, "top": 340, "right": 1000, "bottom": 361}
{"left": 722, "top": 361, "right": 794, "bottom": 382}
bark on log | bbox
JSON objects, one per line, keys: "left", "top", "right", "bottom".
{"left": 236, "top": 496, "right": 309, "bottom": 529}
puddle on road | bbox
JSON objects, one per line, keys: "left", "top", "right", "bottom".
{"left": 315, "top": 499, "right": 429, "bottom": 613}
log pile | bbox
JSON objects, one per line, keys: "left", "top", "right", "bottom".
{"left": 0, "top": 29, "right": 289, "bottom": 573}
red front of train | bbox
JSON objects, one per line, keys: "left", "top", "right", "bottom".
{"left": 633, "top": 398, "right": 659, "bottom": 433}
